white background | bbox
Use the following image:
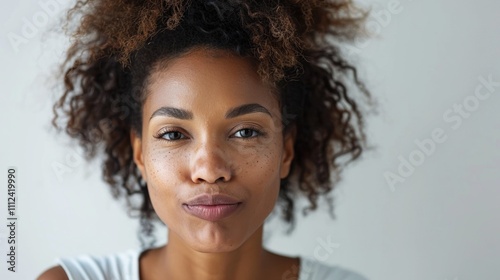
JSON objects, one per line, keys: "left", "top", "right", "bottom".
{"left": 0, "top": 0, "right": 499, "bottom": 279}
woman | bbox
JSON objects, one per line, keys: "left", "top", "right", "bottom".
{"left": 39, "top": 0, "right": 372, "bottom": 279}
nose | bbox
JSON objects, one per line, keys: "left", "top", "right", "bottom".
{"left": 190, "top": 140, "right": 232, "bottom": 184}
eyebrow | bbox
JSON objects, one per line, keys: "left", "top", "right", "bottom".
{"left": 225, "top": 103, "right": 272, "bottom": 119}
{"left": 149, "top": 103, "right": 272, "bottom": 121}
{"left": 149, "top": 107, "right": 193, "bottom": 120}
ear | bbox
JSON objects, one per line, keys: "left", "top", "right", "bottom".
{"left": 280, "top": 125, "right": 296, "bottom": 179}
{"left": 130, "top": 129, "right": 147, "bottom": 182}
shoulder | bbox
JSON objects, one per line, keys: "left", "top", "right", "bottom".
{"left": 37, "top": 265, "right": 69, "bottom": 280}
{"left": 299, "top": 257, "right": 369, "bottom": 280}
{"left": 44, "top": 249, "right": 141, "bottom": 280}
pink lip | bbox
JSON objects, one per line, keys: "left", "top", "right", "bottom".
{"left": 183, "top": 194, "right": 243, "bottom": 222}
{"left": 184, "top": 194, "right": 242, "bottom": 206}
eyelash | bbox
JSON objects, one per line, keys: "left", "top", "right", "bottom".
{"left": 153, "top": 127, "right": 265, "bottom": 141}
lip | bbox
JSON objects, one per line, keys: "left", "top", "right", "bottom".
{"left": 183, "top": 194, "right": 242, "bottom": 222}
{"left": 184, "top": 194, "right": 242, "bottom": 206}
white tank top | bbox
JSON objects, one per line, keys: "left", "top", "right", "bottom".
{"left": 55, "top": 249, "right": 369, "bottom": 280}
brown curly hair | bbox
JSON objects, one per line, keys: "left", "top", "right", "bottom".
{"left": 52, "top": 0, "right": 372, "bottom": 248}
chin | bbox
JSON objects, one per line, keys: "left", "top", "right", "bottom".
{"left": 187, "top": 230, "right": 245, "bottom": 253}
{"left": 187, "top": 237, "right": 243, "bottom": 253}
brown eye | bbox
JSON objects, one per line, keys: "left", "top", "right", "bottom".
{"left": 233, "top": 128, "right": 259, "bottom": 138}
{"left": 157, "top": 130, "right": 187, "bottom": 141}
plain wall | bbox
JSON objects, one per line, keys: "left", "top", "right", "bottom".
{"left": 0, "top": 0, "right": 499, "bottom": 279}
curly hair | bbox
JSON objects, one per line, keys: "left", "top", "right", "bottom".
{"left": 52, "top": 0, "right": 372, "bottom": 248}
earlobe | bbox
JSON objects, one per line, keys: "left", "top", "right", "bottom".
{"left": 280, "top": 126, "right": 296, "bottom": 179}
{"left": 130, "top": 130, "right": 147, "bottom": 182}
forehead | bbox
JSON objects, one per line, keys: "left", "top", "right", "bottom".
{"left": 143, "top": 48, "right": 280, "bottom": 115}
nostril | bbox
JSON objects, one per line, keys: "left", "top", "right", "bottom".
{"left": 195, "top": 176, "right": 228, "bottom": 185}
{"left": 215, "top": 176, "right": 226, "bottom": 183}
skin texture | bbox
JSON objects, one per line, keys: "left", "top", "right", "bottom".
{"left": 130, "top": 48, "right": 299, "bottom": 280}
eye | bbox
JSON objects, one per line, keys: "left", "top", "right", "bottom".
{"left": 155, "top": 129, "right": 187, "bottom": 141}
{"left": 233, "top": 128, "right": 261, "bottom": 138}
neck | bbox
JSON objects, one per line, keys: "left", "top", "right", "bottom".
{"left": 156, "top": 225, "right": 272, "bottom": 280}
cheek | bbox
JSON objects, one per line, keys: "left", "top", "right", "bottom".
{"left": 142, "top": 146, "right": 186, "bottom": 225}
{"left": 237, "top": 138, "right": 283, "bottom": 200}
{"left": 145, "top": 146, "right": 180, "bottom": 187}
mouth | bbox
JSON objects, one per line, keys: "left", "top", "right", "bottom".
{"left": 183, "top": 193, "right": 243, "bottom": 221}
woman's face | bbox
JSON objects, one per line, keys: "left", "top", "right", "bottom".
{"left": 131, "top": 48, "right": 295, "bottom": 253}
